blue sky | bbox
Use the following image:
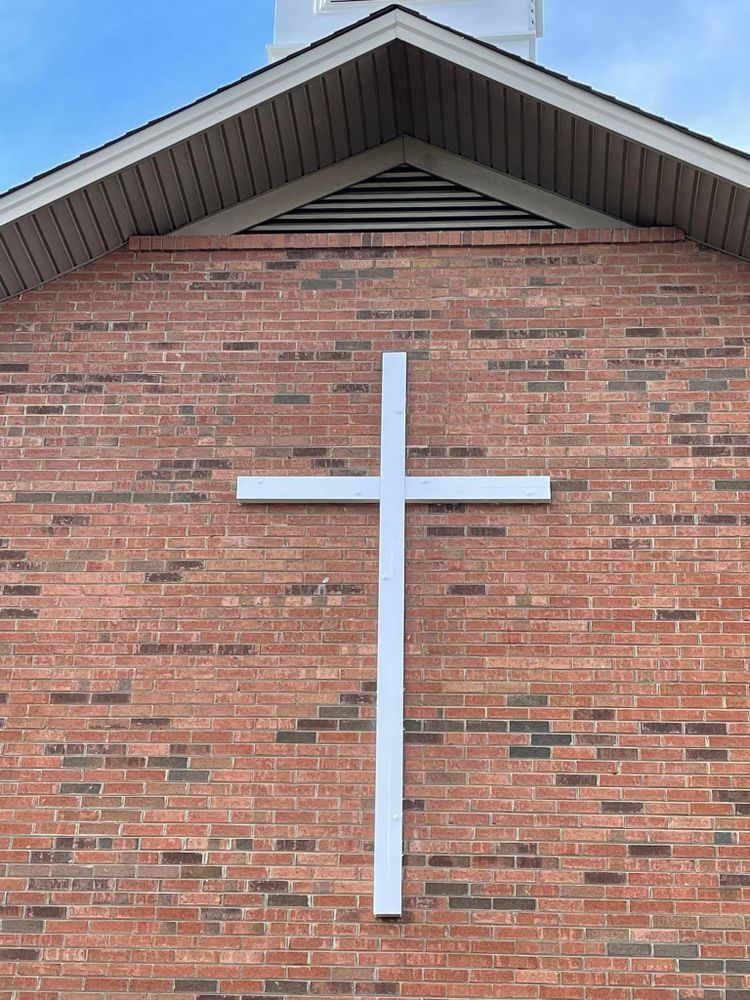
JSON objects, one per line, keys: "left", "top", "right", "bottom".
{"left": 1, "top": 0, "right": 748, "bottom": 193}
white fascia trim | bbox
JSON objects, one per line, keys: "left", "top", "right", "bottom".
{"left": 0, "top": 15, "right": 398, "bottom": 228}
{"left": 392, "top": 9, "right": 750, "bottom": 188}
{"left": 267, "top": 44, "right": 305, "bottom": 62}
{"left": 4, "top": 5, "right": 749, "bottom": 231}
{"left": 175, "top": 140, "right": 406, "bottom": 234}
{"left": 482, "top": 32, "right": 537, "bottom": 44}
{"left": 403, "top": 138, "right": 630, "bottom": 229}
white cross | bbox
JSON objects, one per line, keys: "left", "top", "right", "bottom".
{"left": 237, "top": 353, "right": 551, "bottom": 917}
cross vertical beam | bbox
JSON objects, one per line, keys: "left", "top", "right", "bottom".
{"left": 372, "top": 353, "right": 407, "bottom": 917}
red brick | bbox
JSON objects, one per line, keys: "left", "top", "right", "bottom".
{"left": 0, "top": 229, "right": 748, "bottom": 998}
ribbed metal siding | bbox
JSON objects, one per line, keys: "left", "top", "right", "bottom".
{"left": 1, "top": 38, "right": 749, "bottom": 299}
{"left": 249, "top": 164, "right": 559, "bottom": 231}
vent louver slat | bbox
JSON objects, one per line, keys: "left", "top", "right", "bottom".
{"left": 247, "top": 164, "right": 561, "bottom": 233}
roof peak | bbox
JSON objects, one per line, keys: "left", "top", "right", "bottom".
{"left": 0, "top": 3, "right": 749, "bottom": 300}
{"left": 269, "top": 0, "right": 543, "bottom": 64}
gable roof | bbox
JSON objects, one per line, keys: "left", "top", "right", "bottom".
{"left": 1, "top": 4, "right": 749, "bottom": 300}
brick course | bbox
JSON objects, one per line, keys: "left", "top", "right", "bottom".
{"left": 0, "top": 228, "right": 749, "bottom": 999}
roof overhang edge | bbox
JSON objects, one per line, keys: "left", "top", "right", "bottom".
{"left": 3, "top": 6, "right": 750, "bottom": 234}
{"left": 0, "top": 14, "right": 398, "bottom": 228}
{"left": 393, "top": 10, "right": 750, "bottom": 189}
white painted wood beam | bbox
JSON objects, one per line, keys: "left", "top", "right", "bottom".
{"left": 236, "top": 476, "right": 379, "bottom": 502}
{"left": 238, "top": 474, "right": 551, "bottom": 505}
{"left": 372, "top": 352, "right": 408, "bottom": 918}
{"left": 405, "top": 475, "right": 551, "bottom": 502}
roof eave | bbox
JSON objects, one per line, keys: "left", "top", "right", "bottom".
{"left": 2, "top": 5, "right": 750, "bottom": 232}
{"left": 0, "top": 11, "right": 399, "bottom": 229}
{"left": 392, "top": 9, "right": 750, "bottom": 188}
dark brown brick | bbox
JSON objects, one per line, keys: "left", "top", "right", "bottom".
{"left": 447, "top": 896, "right": 492, "bottom": 910}
{"left": 59, "top": 782, "right": 101, "bottom": 794}
{"left": 507, "top": 693, "right": 548, "bottom": 707}
{"left": 264, "top": 983, "right": 309, "bottom": 996}
{"left": 573, "top": 708, "right": 615, "bottom": 720}
{"left": 273, "top": 394, "right": 311, "bottom": 404}
{"left": 427, "top": 855, "right": 471, "bottom": 868}
{"left": 465, "top": 720, "right": 508, "bottom": 733}
{"left": 27, "top": 905, "right": 67, "bottom": 918}
{"left": 91, "top": 692, "right": 131, "bottom": 704}
{"left": 606, "top": 943, "right": 652, "bottom": 957}
{"left": 266, "top": 894, "right": 310, "bottom": 907}
{"left": 686, "top": 748, "right": 728, "bottom": 760}
{"left": 276, "top": 731, "right": 317, "bottom": 744}
{"left": 655, "top": 609, "right": 698, "bottom": 621}
{"left": 584, "top": 871, "right": 627, "bottom": 885}
{"left": 678, "top": 959, "right": 725, "bottom": 973}
{"left": 653, "top": 944, "right": 698, "bottom": 958}
{"left": 275, "top": 839, "right": 316, "bottom": 852}
{"left": 641, "top": 722, "right": 683, "bottom": 734}
{"left": 466, "top": 525, "right": 507, "bottom": 537}
{"left": 161, "top": 851, "right": 204, "bottom": 865}
{"left": 720, "top": 874, "right": 750, "bottom": 887}
{"left": 167, "top": 769, "right": 211, "bottom": 782}
{"left": 425, "top": 882, "right": 468, "bottom": 896}
{"left": 492, "top": 897, "right": 537, "bottom": 910}
{"left": 532, "top": 733, "right": 572, "bottom": 746}
{"left": 628, "top": 844, "right": 672, "bottom": 857}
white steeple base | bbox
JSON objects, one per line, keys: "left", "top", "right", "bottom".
{"left": 268, "top": 0, "right": 543, "bottom": 63}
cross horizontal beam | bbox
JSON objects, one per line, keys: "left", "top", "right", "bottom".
{"left": 237, "top": 475, "right": 551, "bottom": 503}
{"left": 237, "top": 475, "right": 379, "bottom": 503}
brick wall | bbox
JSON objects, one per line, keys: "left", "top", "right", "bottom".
{"left": 1, "top": 228, "right": 749, "bottom": 1000}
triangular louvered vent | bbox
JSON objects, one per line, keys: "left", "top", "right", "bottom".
{"left": 246, "top": 164, "right": 561, "bottom": 233}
